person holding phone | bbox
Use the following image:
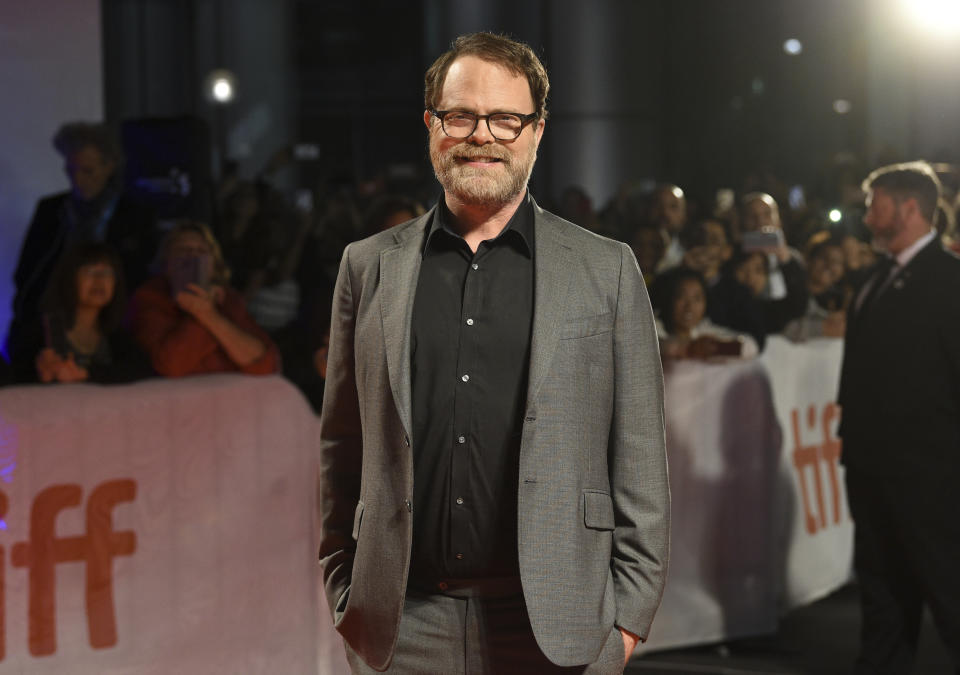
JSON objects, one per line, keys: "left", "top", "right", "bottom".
{"left": 12, "top": 242, "right": 152, "bottom": 384}
{"left": 128, "top": 220, "right": 279, "bottom": 377}
{"left": 739, "top": 192, "right": 805, "bottom": 298}
{"left": 654, "top": 267, "right": 758, "bottom": 361}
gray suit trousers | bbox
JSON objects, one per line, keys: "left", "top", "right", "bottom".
{"left": 344, "top": 590, "right": 626, "bottom": 675}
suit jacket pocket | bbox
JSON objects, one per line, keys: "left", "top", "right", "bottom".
{"left": 560, "top": 312, "right": 614, "bottom": 340}
{"left": 583, "top": 489, "right": 615, "bottom": 530}
{"left": 351, "top": 500, "right": 364, "bottom": 541}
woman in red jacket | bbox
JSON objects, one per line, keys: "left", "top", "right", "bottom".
{"left": 129, "top": 220, "right": 280, "bottom": 377}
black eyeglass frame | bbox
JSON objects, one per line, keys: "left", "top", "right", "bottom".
{"left": 428, "top": 109, "right": 540, "bottom": 141}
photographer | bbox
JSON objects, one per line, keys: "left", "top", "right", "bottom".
{"left": 128, "top": 221, "right": 279, "bottom": 377}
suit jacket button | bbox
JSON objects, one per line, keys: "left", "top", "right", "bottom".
{"left": 403, "top": 435, "right": 410, "bottom": 447}
{"left": 404, "top": 499, "right": 412, "bottom": 512}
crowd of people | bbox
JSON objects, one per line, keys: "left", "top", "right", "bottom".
{"left": 561, "top": 172, "right": 958, "bottom": 364}
{"left": 3, "top": 120, "right": 959, "bottom": 406}
{"left": 0, "top": 121, "right": 432, "bottom": 410}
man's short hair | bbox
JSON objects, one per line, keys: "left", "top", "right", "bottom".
{"left": 741, "top": 191, "right": 778, "bottom": 211}
{"left": 424, "top": 32, "right": 549, "bottom": 120}
{"left": 862, "top": 161, "right": 942, "bottom": 225}
{"left": 52, "top": 121, "right": 123, "bottom": 166}
{"left": 654, "top": 183, "right": 684, "bottom": 201}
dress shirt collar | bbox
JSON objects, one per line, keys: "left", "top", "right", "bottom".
{"left": 894, "top": 228, "right": 936, "bottom": 269}
{"left": 425, "top": 191, "right": 534, "bottom": 258}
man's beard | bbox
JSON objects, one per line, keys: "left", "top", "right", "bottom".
{"left": 872, "top": 212, "right": 906, "bottom": 253}
{"left": 430, "top": 139, "right": 537, "bottom": 207}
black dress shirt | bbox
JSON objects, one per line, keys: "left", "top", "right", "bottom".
{"left": 408, "top": 195, "right": 534, "bottom": 583}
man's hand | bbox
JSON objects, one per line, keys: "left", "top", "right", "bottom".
{"left": 619, "top": 626, "right": 640, "bottom": 665}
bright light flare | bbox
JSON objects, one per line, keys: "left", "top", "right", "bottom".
{"left": 829, "top": 209, "right": 843, "bottom": 223}
{"left": 204, "top": 69, "right": 237, "bottom": 104}
{"left": 783, "top": 38, "right": 803, "bottom": 55}
{"left": 212, "top": 80, "right": 233, "bottom": 102}
{"left": 903, "top": 0, "right": 960, "bottom": 38}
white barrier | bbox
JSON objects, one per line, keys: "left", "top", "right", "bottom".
{"left": 0, "top": 375, "right": 350, "bottom": 674}
{"left": 640, "top": 336, "right": 852, "bottom": 653}
{"left": 0, "top": 338, "right": 851, "bottom": 670}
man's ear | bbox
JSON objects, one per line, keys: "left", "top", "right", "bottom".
{"left": 423, "top": 110, "right": 433, "bottom": 131}
{"left": 533, "top": 118, "right": 545, "bottom": 147}
{"left": 896, "top": 196, "right": 920, "bottom": 225}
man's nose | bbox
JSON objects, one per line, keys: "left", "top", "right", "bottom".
{"left": 466, "top": 119, "right": 495, "bottom": 143}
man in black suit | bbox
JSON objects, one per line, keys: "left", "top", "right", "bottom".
{"left": 838, "top": 161, "right": 960, "bottom": 674}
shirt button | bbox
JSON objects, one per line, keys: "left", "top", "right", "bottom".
{"left": 466, "top": 318, "right": 474, "bottom": 326}
{"left": 456, "top": 497, "right": 464, "bottom": 505}
{"left": 455, "top": 553, "right": 464, "bottom": 560}
{"left": 471, "top": 263, "right": 479, "bottom": 270}
{"left": 458, "top": 435, "right": 466, "bottom": 444}
{"left": 461, "top": 374, "right": 469, "bottom": 382}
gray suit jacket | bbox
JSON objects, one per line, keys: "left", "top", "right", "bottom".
{"left": 318, "top": 198, "right": 670, "bottom": 671}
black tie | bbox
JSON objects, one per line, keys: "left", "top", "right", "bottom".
{"left": 857, "top": 256, "right": 896, "bottom": 315}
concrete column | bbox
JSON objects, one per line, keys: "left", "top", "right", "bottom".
{"left": 543, "top": 0, "right": 662, "bottom": 208}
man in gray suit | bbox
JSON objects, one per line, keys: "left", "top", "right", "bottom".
{"left": 319, "top": 32, "right": 669, "bottom": 673}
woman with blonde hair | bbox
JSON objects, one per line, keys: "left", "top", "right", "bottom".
{"left": 128, "top": 220, "right": 279, "bottom": 377}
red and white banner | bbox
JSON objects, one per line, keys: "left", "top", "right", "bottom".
{"left": 640, "top": 336, "right": 852, "bottom": 653}
{"left": 0, "top": 375, "right": 350, "bottom": 674}
{"left": 0, "top": 340, "right": 850, "bottom": 669}
{"left": 762, "top": 336, "right": 853, "bottom": 609}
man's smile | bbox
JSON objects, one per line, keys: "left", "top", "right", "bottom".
{"left": 455, "top": 154, "right": 505, "bottom": 165}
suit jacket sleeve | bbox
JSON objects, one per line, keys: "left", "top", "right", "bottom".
{"left": 611, "top": 242, "right": 670, "bottom": 639}
{"left": 317, "top": 244, "right": 363, "bottom": 620}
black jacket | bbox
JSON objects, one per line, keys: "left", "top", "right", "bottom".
{"left": 838, "top": 239, "right": 960, "bottom": 477}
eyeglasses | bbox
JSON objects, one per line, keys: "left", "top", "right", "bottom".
{"left": 429, "top": 109, "right": 539, "bottom": 141}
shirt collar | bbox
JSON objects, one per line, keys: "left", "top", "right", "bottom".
{"left": 424, "top": 191, "right": 534, "bottom": 258}
{"left": 894, "top": 228, "right": 936, "bottom": 268}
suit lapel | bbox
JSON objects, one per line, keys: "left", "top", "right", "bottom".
{"left": 849, "top": 238, "right": 941, "bottom": 337}
{"left": 525, "top": 204, "right": 574, "bottom": 413}
{"left": 380, "top": 212, "right": 432, "bottom": 438}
